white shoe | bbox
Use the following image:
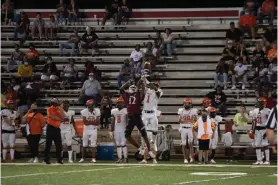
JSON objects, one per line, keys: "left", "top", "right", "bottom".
{"left": 28, "top": 158, "right": 34, "bottom": 163}
{"left": 184, "top": 159, "right": 188, "bottom": 164}
{"left": 33, "top": 157, "right": 39, "bottom": 163}
{"left": 91, "top": 158, "right": 96, "bottom": 163}
{"left": 242, "top": 85, "right": 245, "bottom": 90}
{"left": 139, "top": 148, "right": 145, "bottom": 155}
{"left": 148, "top": 151, "right": 156, "bottom": 158}
{"left": 153, "top": 159, "right": 158, "bottom": 164}
{"left": 210, "top": 159, "right": 216, "bottom": 164}
{"left": 224, "top": 86, "right": 227, "bottom": 90}
{"left": 68, "top": 159, "right": 74, "bottom": 163}
{"left": 190, "top": 158, "right": 194, "bottom": 163}
{"left": 253, "top": 161, "right": 263, "bottom": 165}
{"left": 139, "top": 159, "right": 147, "bottom": 164}
{"left": 263, "top": 161, "right": 270, "bottom": 165}
{"left": 231, "top": 85, "right": 236, "bottom": 90}
{"left": 79, "top": 158, "right": 84, "bottom": 163}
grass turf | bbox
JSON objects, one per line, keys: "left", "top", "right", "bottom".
{"left": 1, "top": 162, "right": 277, "bottom": 185}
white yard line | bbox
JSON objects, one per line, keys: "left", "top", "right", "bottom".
{"left": 173, "top": 175, "right": 245, "bottom": 184}
{"left": 1, "top": 166, "right": 134, "bottom": 179}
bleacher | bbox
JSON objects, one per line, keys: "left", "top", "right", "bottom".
{"left": 1, "top": 8, "right": 277, "bottom": 158}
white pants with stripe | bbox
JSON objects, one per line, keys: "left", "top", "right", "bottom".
{"left": 2, "top": 133, "right": 16, "bottom": 148}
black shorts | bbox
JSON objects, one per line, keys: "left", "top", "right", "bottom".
{"left": 125, "top": 113, "right": 146, "bottom": 137}
{"left": 198, "top": 139, "right": 210, "bottom": 150}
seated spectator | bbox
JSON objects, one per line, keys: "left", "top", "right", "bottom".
{"left": 267, "top": 41, "right": 277, "bottom": 63}
{"left": 225, "top": 21, "right": 243, "bottom": 45}
{"left": 1, "top": 0, "right": 14, "bottom": 25}
{"left": 13, "top": 11, "right": 30, "bottom": 42}
{"left": 238, "top": 10, "right": 257, "bottom": 40}
{"left": 25, "top": 44, "right": 39, "bottom": 67}
{"left": 41, "top": 57, "right": 59, "bottom": 89}
{"left": 206, "top": 86, "right": 227, "bottom": 117}
{"left": 214, "top": 58, "right": 229, "bottom": 89}
{"left": 154, "top": 31, "right": 163, "bottom": 48}
{"left": 232, "top": 58, "right": 248, "bottom": 90}
{"left": 118, "top": 0, "right": 131, "bottom": 25}
{"left": 45, "top": 15, "right": 58, "bottom": 40}
{"left": 4, "top": 85, "right": 17, "bottom": 101}
{"left": 255, "top": 75, "right": 273, "bottom": 98}
{"left": 263, "top": 23, "right": 276, "bottom": 48}
{"left": 252, "top": 42, "right": 267, "bottom": 68}
{"left": 236, "top": 42, "right": 249, "bottom": 64}
{"left": 258, "top": 0, "right": 276, "bottom": 24}
{"left": 56, "top": 0, "right": 67, "bottom": 25}
{"left": 7, "top": 44, "right": 24, "bottom": 72}
{"left": 60, "top": 29, "right": 80, "bottom": 56}
{"left": 17, "top": 61, "right": 33, "bottom": 82}
{"left": 67, "top": 0, "right": 78, "bottom": 25}
{"left": 31, "top": 13, "right": 45, "bottom": 40}
{"left": 268, "top": 56, "right": 277, "bottom": 82}
{"left": 117, "top": 59, "right": 133, "bottom": 88}
{"left": 62, "top": 58, "right": 78, "bottom": 86}
{"left": 240, "top": 0, "right": 258, "bottom": 16}
{"left": 82, "top": 60, "right": 101, "bottom": 83}
{"left": 160, "top": 28, "right": 176, "bottom": 57}
{"left": 130, "top": 44, "right": 143, "bottom": 64}
{"left": 261, "top": 91, "right": 277, "bottom": 109}
{"left": 222, "top": 40, "right": 236, "bottom": 61}
{"left": 143, "top": 42, "right": 160, "bottom": 67}
{"left": 79, "top": 73, "right": 102, "bottom": 104}
{"left": 100, "top": 95, "right": 112, "bottom": 129}
{"left": 79, "top": 27, "right": 99, "bottom": 55}
{"left": 17, "top": 86, "right": 29, "bottom": 118}
{"left": 24, "top": 81, "right": 42, "bottom": 105}
{"left": 10, "top": 77, "right": 20, "bottom": 92}
{"left": 102, "top": 0, "right": 119, "bottom": 27}
{"left": 252, "top": 61, "right": 268, "bottom": 87}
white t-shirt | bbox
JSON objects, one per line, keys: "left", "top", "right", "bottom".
{"left": 249, "top": 108, "right": 271, "bottom": 127}
{"left": 60, "top": 110, "right": 75, "bottom": 132}
{"left": 143, "top": 88, "right": 163, "bottom": 112}
{"left": 80, "top": 108, "right": 101, "bottom": 133}
{"left": 111, "top": 108, "right": 127, "bottom": 132}
{"left": 210, "top": 115, "right": 223, "bottom": 134}
{"left": 177, "top": 108, "right": 198, "bottom": 127}
{"left": 161, "top": 33, "right": 175, "bottom": 44}
{"left": 1, "top": 109, "right": 19, "bottom": 131}
{"left": 234, "top": 65, "right": 247, "bottom": 76}
{"left": 130, "top": 50, "right": 143, "bottom": 62}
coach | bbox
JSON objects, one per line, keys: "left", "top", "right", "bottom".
{"left": 44, "top": 98, "right": 65, "bottom": 164}
{"left": 266, "top": 105, "right": 277, "bottom": 149}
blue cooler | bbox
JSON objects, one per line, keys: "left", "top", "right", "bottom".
{"left": 97, "top": 142, "right": 115, "bottom": 160}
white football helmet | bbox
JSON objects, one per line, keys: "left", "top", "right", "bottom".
{"left": 128, "top": 85, "right": 137, "bottom": 93}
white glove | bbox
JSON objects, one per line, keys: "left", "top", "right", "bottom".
{"left": 109, "top": 132, "right": 114, "bottom": 139}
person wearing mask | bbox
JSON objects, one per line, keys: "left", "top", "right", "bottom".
{"left": 41, "top": 57, "right": 59, "bottom": 89}
{"left": 238, "top": 9, "right": 257, "bottom": 41}
{"left": 44, "top": 98, "right": 66, "bottom": 164}
{"left": 31, "top": 13, "right": 45, "bottom": 40}
{"left": 22, "top": 103, "right": 45, "bottom": 163}
{"left": 59, "top": 29, "right": 80, "bottom": 56}
{"left": 117, "top": 59, "right": 133, "bottom": 88}
{"left": 25, "top": 44, "right": 39, "bottom": 67}
{"left": 80, "top": 27, "right": 99, "bottom": 56}
{"left": 1, "top": 100, "right": 20, "bottom": 162}
{"left": 160, "top": 28, "right": 176, "bottom": 57}
{"left": 130, "top": 44, "right": 143, "bottom": 64}
{"left": 222, "top": 40, "right": 236, "bottom": 61}
{"left": 79, "top": 99, "right": 100, "bottom": 163}
{"left": 7, "top": 44, "right": 24, "bottom": 72}
{"left": 17, "top": 61, "right": 33, "bottom": 82}
{"left": 231, "top": 58, "right": 248, "bottom": 90}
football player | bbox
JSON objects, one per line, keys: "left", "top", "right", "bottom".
{"left": 110, "top": 97, "right": 128, "bottom": 163}
{"left": 249, "top": 97, "right": 271, "bottom": 165}
{"left": 79, "top": 99, "right": 100, "bottom": 163}
{"left": 1, "top": 100, "right": 20, "bottom": 162}
{"left": 140, "top": 81, "right": 163, "bottom": 164}
{"left": 197, "top": 98, "right": 211, "bottom": 116}
{"left": 60, "top": 100, "right": 75, "bottom": 163}
{"left": 178, "top": 98, "right": 198, "bottom": 163}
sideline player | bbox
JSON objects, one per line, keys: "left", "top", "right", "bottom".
{"left": 249, "top": 98, "right": 271, "bottom": 165}
{"left": 120, "top": 78, "right": 155, "bottom": 158}
{"left": 1, "top": 100, "right": 20, "bottom": 162}
{"left": 79, "top": 99, "right": 100, "bottom": 163}
{"left": 109, "top": 97, "right": 128, "bottom": 163}
{"left": 60, "top": 100, "right": 76, "bottom": 163}
{"left": 140, "top": 81, "right": 163, "bottom": 164}
{"left": 208, "top": 107, "right": 222, "bottom": 163}
{"left": 178, "top": 98, "right": 198, "bottom": 163}
{"left": 197, "top": 98, "right": 211, "bottom": 116}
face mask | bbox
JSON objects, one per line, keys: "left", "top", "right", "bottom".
{"left": 89, "top": 77, "right": 94, "bottom": 81}
{"left": 202, "top": 115, "right": 207, "bottom": 121}
{"left": 210, "top": 113, "right": 216, "bottom": 118}
{"left": 184, "top": 105, "right": 190, "bottom": 109}
{"left": 227, "top": 45, "right": 232, "bottom": 49}
{"left": 47, "top": 60, "right": 52, "bottom": 64}
{"left": 239, "top": 64, "right": 242, "bottom": 67}
{"left": 24, "top": 62, "right": 28, "bottom": 65}
{"left": 245, "top": 12, "right": 249, "bottom": 15}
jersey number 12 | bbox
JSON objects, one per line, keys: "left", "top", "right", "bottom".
{"left": 129, "top": 96, "right": 136, "bottom": 105}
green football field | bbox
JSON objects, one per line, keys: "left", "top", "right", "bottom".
{"left": 1, "top": 162, "right": 277, "bottom": 185}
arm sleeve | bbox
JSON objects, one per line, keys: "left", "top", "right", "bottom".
{"left": 266, "top": 106, "right": 277, "bottom": 129}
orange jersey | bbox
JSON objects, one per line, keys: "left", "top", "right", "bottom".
{"left": 239, "top": 15, "right": 256, "bottom": 28}
{"left": 25, "top": 50, "right": 39, "bottom": 60}
{"left": 26, "top": 113, "right": 46, "bottom": 135}
{"left": 261, "top": 0, "right": 276, "bottom": 14}
{"left": 267, "top": 48, "right": 277, "bottom": 61}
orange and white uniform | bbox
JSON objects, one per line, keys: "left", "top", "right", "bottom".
{"left": 111, "top": 108, "right": 127, "bottom": 146}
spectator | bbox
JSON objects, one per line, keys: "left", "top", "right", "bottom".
{"left": 267, "top": 41, "right": 277, "bottom": 63}
{"left": 13, "top": 11, "right": 30, "bottom": 42}
{"left": 225, "top": 21, "right": 243, "bottom": 45}
{"left": 56, "top": 0, "right": 67, "bottom": 25}
{"left": 130, "top": 44, "right": 143, "bottom": 64}
{"left": 7, "top": 44, "right": 24, "bottom": 72}
{"left": 24, "top": 81, "right": 41, "bottom": 105}
{"left": 160, "top": 28, "right": 176, "bottom": 57}
{"left": 79, "top": 73, "right": 102, "bottom": 104}
{"left": 17, "top": 86, "right": 29, "bottom": 118}
{"left": 100, "top": 95, "right": 112, "bottom": 129}
{"left": 17, "top": 61, "right": 33, "bottom": 82}
{"left": 263, "top": 24, "right": 277, "bottom": 48}
{"left": 222, "top": 40, "right": 236, "bottom": 61}
{"left": 238, "top": 9, "right": 257, "bottom": 40}
{"left": 258, "top": 0, "right": 276, "bottom": 24}
{"left": 45, "top": 15, "right": 58, "bottom": 40}
{"left": 206, "top": 86, "right": 227, "bottom": 117}
{"left": 60, "top": 29, "right": 80, "bottom": 56}
{"left": 214, "top": 58, "right": 229, "bottom": 89}
{"left": 1, "top": 0, "right": 14, "bottom": 25}
{"left": 102, "top": 0, "right": 119, "bottom": 27}
{"left": 255, "top": 75, "right": 273, "bottom": 98}
{"left": 262, "top": 91, "right": 277, "bottom": 109}
{"left": 41, "top": 57, "right": 59, "bottom": 89}
{"left": 232, "top": 58, "right": 248, "bottom": 90}
{"left": 4, "top": 85, "right": 17, "bottom": 102}
{"left": 252, "top": 42, "right": 267, "bottom": 68}
{"left": 117, "top": 59, "right": 133, "bottom": 88}
{"left": 25, "top": 44, "right": 39, "bottom": 67}
{"left": 268, "top": 55, "right": 277, "bottom": 83}
{"left": 143, "top": 42, "right": 160, "bottom": 67}
{"left": 62, "top": 58, "right": 78, "bottom": 86}
{"left": 67, "top": 0, "right": 78, "bottom": 25}
{"left": 253, "top": 61, "right": 268, "bottom": 87}
{"left": 82, "top": 61, "right": 101, "bottom": 83}
{"left": 118, "top": 0, "right": 131, "bottom": 25}
{"left": 22, "top": 103, "right": 46, "bottom": 163}
{"left": 31, "top": 13, "right": 45, "bottom": 40}
{"left": 10, "top": 77, "right": 20, "bottom": 92}
{"left": 154, "top": 31, "right": 163, "bottom": 48}
{"left": 240, "top": 0, "right": 258, "bottom": 16}
{"left": 236, "top": 43, "right": 250, "bottom": 65}
{"left": 80, "top": 27, "right": 99, "bottom": 55}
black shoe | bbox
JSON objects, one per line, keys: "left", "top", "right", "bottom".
{"left": 43, "top": 159, "right": 51, "bottom": 164}
{"left": 57, "top": 160, "right": 63, "bottom": 164}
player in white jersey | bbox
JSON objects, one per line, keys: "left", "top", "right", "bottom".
{"left": 178, "top": 98, "right": 198, "bottom": 163}
{"left": 60, "top": 100, "right": 76, "bottom": 163}
{"left": 208, "top": 107, "right": 222, "bottom": 164}
{"left": 140, "top": 81, "right": 163, "bottom": 164}
{"left": 249, "top": 97, "right": 271, "bottom": 165}
{"left": 79, "top": 99, "right": 100, "bottom": 163}
{"left": 109, "top": 97, "right": 128, "bottom": 163}
{"left": 1, "top": 100, "right": 20, "bottom": 162}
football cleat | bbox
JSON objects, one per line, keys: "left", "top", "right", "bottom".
{"left": 28, "top": 158, "right": 34, "bottom": 163}
{"left": 153, "top": 159, "right": 158, "bottom": 164}
{"left": 210, "top": 159, "right": 216, "bottom": 164}
{"left": 123, "top": 158, "right": 128, "bottom": 163}
{"left": 190, "top": 158, "right": 194, "bottom": 163}
{"left": 68, "top": 159, "right": 74, "bottom": 163}
{"left": 33, "top": 157, "right": 39, "bottom": 163}
{"left": 253, "top": 161, "right": 263, "bottom": 165}
{"left": 148, "top": 151, "right": 156, "bottom": 159}
{"left": 184, "top": 159, "right": 189, "bottom": 164}
{"left": 139, "top": 159, "right": 147, "bottom": 164}
{"left": 115, "top": 159, "right": 122, "bottom": 163}
{"left": 91, "top": 158, "right": 96, "bottom": 163}
{"left": 79, "top": 158, "right": 84, "bottom": 163}
{"left": 43, "top": 159, "right": 51, "bottom": 165}
{"left": 263, "top": 161, "right": 270, "bottom": 165}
